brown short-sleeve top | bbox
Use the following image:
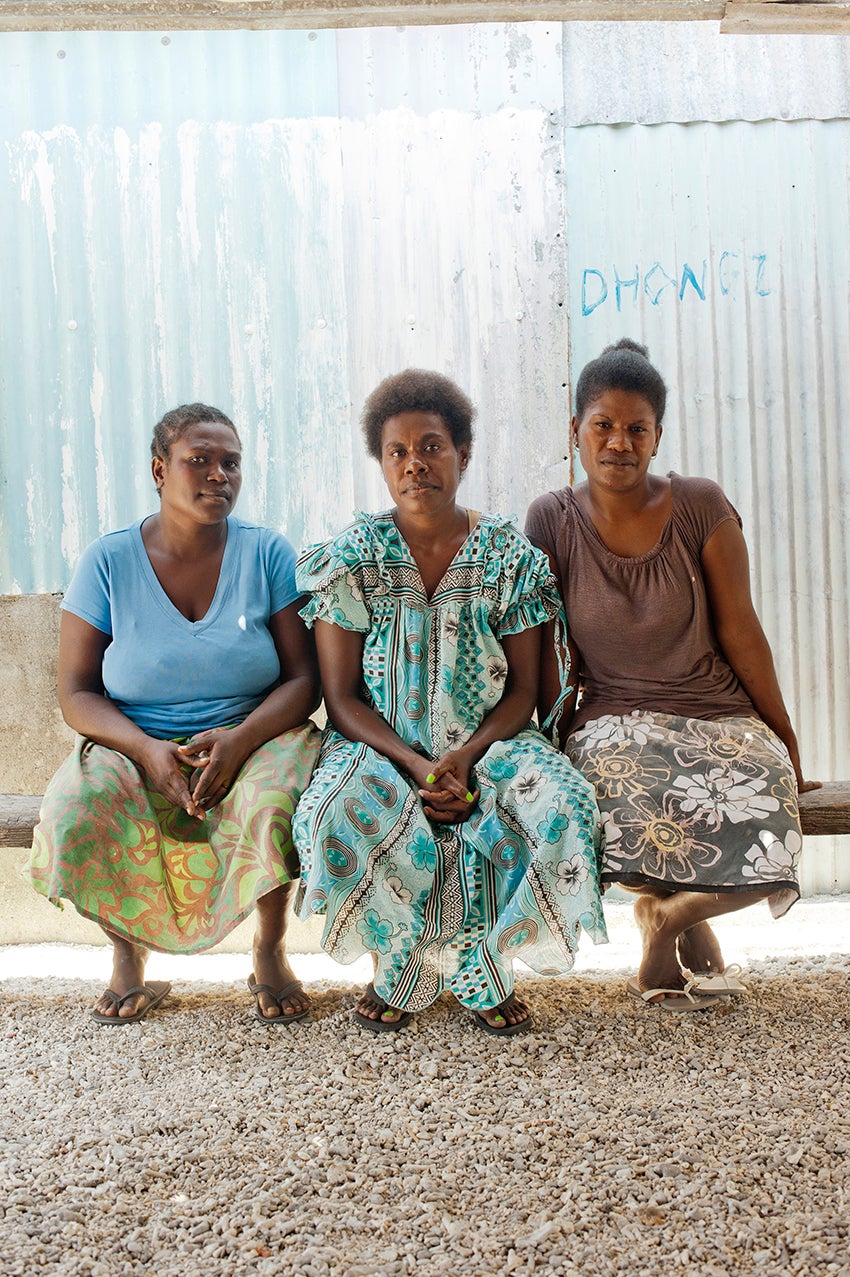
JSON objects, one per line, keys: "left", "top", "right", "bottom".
{"left": 525, "top": 473, "right": 756, "bottom": 733}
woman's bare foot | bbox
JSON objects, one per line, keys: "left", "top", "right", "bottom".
{"left": 477, "top": 995, "right": 530, "bottom": 1031}
{"left": 251, "top": 937, "right": 310, "bottom": 1020}
{"left": 676, "top": 920, "right": 725, "bottom": 976}
{"left": 354, "top": 986, "right": 406, "bottom": 1025}
{"left": 93, "top": 934, "right": 148, "bottom": 1019}
{"left": 633, "top": 894, "right": 687, "bottom": 1001}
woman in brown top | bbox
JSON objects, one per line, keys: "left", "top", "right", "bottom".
{"left": 526, "top": 339, "right": 820, "bottom": 1010}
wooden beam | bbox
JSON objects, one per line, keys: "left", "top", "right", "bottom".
{"left": 722, "top": 1, "right": 850, "bottom": 33}
{"left": 2, "top": 783, "right": 850, "bottom": 846}
{"left": 796, "top": 781, "right": 850, "bottom": 838}
{"left": 0, "top": 0, "right": 726, "bottom": 34}
{"left": 0, "top": 795, "right": 41, "bottom": 848}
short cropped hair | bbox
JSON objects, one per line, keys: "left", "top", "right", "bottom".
{"left": 361, "top": 369, "right": 476, "bottom": 460}
{"left": 150, "top": 403, "right": 240, "bottom": 461}
{"left": 574, "top": 339, "right": 667, "bottom": 425}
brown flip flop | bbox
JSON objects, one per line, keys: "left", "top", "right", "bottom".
{"left": 247, "top": 975, "right": 310, "bottom": 1025}
{"left": 91, "top": 981, "right": 172, "bottom": 1025}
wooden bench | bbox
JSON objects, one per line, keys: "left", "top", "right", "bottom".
{"left": 1, "top": 784, "right": 849, "bottom": 846}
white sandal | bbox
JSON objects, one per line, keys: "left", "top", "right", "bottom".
{"left": 685, "top": 964, "right": 748, "bottom": 996}
{"left": 626, "top": 976, "right": 722, "bottom": 1013}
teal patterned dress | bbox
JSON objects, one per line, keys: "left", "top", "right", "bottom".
{"left": 292, "top": 512, "right": 607, "bottom": 1013}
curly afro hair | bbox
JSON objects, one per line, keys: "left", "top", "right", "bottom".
{"left": 361, "top": 369, "right": 476, "bottom": 460}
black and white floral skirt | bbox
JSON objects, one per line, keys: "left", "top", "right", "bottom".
{"left": 566, "top": 712, "right": 802, "bottom": 918}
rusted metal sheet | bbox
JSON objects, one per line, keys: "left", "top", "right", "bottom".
{"left": 0, "top": 1, "right": 728, "bottom": 34}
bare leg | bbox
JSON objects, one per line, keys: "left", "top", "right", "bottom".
{"left": 676, "top": 921, "right": 725, "bottom": 976}
{"left": 252, "top": 882, "right": 310, "bottom": 1019}
{"left": 93, "top": 929, "right": 148, "bottom": 1019}
{"left": 634, "top": 889, "right": 773, "bottom": 1001}
{"left": 623, "top": 885, "right": 726, "bottom": 976}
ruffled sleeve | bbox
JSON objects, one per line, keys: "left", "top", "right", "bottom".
{"left": 480, "top": 519, "right": 562, "bottom": 637}
{"left": 295, "top": 517, "right": 376, "bottom": 633}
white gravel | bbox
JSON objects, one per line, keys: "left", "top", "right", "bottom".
{"left": 1, "top": 898, "right": 849, "bottom": 1277}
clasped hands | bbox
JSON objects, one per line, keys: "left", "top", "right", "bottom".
{"left": 415, "top": 750, "right": 480, "bottom": 824}
{"left": 140, "top": 727, "right": 250, "bottom": 819}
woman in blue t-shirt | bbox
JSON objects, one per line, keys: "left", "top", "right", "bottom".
{"left": 27, "top": 404, "right": 321, "bottom": 1025}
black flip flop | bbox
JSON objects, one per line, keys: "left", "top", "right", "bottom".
{"left": 353, "top": 982, "right": 413, "bottom": 1033}
{"left": 91, "top": 981, "right": 172, "bottom": 1026}
{"left": 472, "top": 993, "right": 531, "bottom": 1037}
{"left": 247, "top": 975, "right": 311, "bottom": 1025}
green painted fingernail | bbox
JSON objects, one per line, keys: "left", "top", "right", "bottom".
{"left": 426, "top": 773, "right": 436, "bottom": 784}
{"left": 465, "top": 791, "right": 474, "bottom": 802}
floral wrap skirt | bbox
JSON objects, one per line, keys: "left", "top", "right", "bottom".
{"left": 566, "top": 711, "right": 802, "bottom": 918}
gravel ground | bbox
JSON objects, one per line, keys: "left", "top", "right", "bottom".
{"left": 2, "top": 900, "right": 850, "bottom": 1277}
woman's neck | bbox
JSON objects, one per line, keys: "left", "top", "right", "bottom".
{"left": 143, "top": 510, "right": 229, "bottom": 562}
{"left": 575, "top": 474, "right": 672, "bottom": 557}
{"left": 392, "top": 503, "right": 470, "bottom": 598}
{"left": 579, "top": 473, "right": 663, "bottom": 518}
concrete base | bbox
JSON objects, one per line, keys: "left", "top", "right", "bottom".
{"left": 0, "top": 594, "right": 73, "bottom": 795}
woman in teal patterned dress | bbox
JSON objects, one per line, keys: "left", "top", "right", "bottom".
{"left": 293, "top": 370, "right": 606, "bottom": 1034}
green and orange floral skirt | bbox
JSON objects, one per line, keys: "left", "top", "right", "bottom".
{"left": 26, "top": 723, "right": 321, "bottom": 953}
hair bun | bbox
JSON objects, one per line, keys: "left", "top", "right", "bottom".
{"left": 601, "top": 337, "right": 650, "bottom": 360}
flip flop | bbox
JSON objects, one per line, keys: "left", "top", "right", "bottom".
{"left": 247, "top": 975, "right": 310, "bottom": 1026}
{"left": 472, "top": 993, "right": 532, "bottom": 1037}
{"left": 626, "top": 976, "right": 721, "bottom": 1013}
{"left": 686, "top": 964, "right": 749, "bottom": 996}
{"left": 353, "top": 983, "right": 413, "bottom": 1033}
{"left": 91, "top": 981, "right": 172, "bottom": 1025}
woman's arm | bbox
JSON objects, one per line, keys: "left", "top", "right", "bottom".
{"left": 701, "top": 519, "right": 819, "bottom": 792}
{"left": 537, "top": 621, "right": 580, "bottom": 752}
{"left": 178, "top": 600, "right": 321, "bottom": 808}
{"left": 313, "top": 619, "right": 434, "bottom": 790}
{"left": 58, "top": 611, "right": 202, "bottom": 815}
{"left": 532, "top": 545, "right": 580, "bottom": 751}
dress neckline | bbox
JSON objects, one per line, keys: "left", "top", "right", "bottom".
{"left": 567, "top": 473, "right": 677, "bottom": 565}
{"left": 384, "top": 509, "right": 487, "bottom": 604}
{"left": 133, "top": 516, "right": 235, "bottom": 629}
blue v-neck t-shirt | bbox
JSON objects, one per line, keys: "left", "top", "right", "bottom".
{"left": 62, "top": 516, "right": 301, "bottom": 739}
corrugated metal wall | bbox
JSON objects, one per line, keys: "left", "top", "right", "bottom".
{"left": 1, "top": 22, "right": 847, "bottom": 890}
{"left": 0, "top": 25, "right": 570, "bottom": 585}
{"left": 564, "top": 116, "right": 850, "bottom": 893}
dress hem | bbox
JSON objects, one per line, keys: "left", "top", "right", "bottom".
{"left": 33, "top": 878, "right": 295, "bottom": 957}
{"left": 602, "top": 872, "right": 798, "bottom": 915}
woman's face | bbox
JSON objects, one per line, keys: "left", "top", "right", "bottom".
{"left": 572, "top": 388, "right": 661, "bottom": 491}
{"left": 152, "top": 421, "right": 243, "bottom": 524}
{"left": 379, "top": 411, "right": 469, "bottom": 516}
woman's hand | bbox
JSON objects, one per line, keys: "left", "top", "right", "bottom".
{"left": 797, "top": 776, "right": 822, "bottom": 794}
{"left": 137, "top": 738, "right": 202, "bottom": 818}
{"left": 177, "top": 726, "right": 253, "bottom": 811}
{"left": 418, "top": 749, "right": 480, "bottom": 824}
